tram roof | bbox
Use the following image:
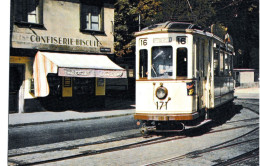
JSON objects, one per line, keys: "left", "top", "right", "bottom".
{"left": 140, "top": 21, "right": 203, "bottom": 32}
{"left": 135, "top": 21, "right": 232, "bottom": 46}
{"left": 136, "top": 21, "right": 210, "bottom": 37}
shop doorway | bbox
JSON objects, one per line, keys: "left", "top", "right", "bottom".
{"left": 9, "top": 64, "right": 25, "bottom": 113}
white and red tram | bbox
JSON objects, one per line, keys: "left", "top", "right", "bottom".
{"left": 134, "top": 21, "right": 235, "bottom": 133}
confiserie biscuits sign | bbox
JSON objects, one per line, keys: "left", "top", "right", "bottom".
{"left": 12, "top": 32, "right": 99, "bottom": 47}
{"left": 58, "top": 68, "right": 127, "bottom": 78}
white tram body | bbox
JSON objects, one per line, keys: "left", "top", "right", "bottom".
{"left": 134, "top": 22, "right": 234, "bottom": 131}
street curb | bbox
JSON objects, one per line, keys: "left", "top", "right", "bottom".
{"left": 9, "top": 113, "right": 134, "bottom": 128}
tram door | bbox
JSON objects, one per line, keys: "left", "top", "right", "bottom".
{"left": 9, "top": 64, "right": 25, "bottom": 113}
{"left": 197, "top": 40, "right": 206, "bottom": 109}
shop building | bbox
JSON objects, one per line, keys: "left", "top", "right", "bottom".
{"left": 9, "top": 0, "right": 126, "bottom": 113}
{"left": 233, "top": 68, "right": 257, "bottom": 88}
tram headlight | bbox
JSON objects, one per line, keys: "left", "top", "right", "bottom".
{"left": 156, "top": 87, "right": 168, "bottom": 99}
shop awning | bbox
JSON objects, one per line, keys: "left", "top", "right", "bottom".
{"left": 33, "top": 51, "right": 126, "bottom": 97}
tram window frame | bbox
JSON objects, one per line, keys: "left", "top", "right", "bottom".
{"left": 230, "top": 53, "right": 234, "bottom": 76}
{"left": 196, "top": 40, "right": 200, "bottom": 77}
{"left": 219, "top": 51, "right": 224, "bottom": 76}
{"left": 151, "top": 46, "right": 173, "bottom": 79}
{"left": 224, "top": 53, "right": 229, "bottom": 76}
{"left": 202, "top": 41, "right": 205, "bottom": 77}
{"left": 214, "top": 50, "right": 219, "bottom": 76}
{"left": 176, "top": 47, "right": 188, "bottom": 77}
{"left": 139, "top": 49, "right": 148, "bottom": 78}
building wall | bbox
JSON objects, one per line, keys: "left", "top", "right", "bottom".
{"left": 10, "top": 56, "right": 34, "bottom": 99}
{"left": 9, "top": 0, "right": 115, "bottom": 112}
{"left": 11, "top": 0, "right": 114, "bottom": 54}
{"left": 239, "top": 72, "right": 254, "bottom": 84}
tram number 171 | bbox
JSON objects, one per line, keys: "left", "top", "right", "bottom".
{"left": 156, "top": 101, "right": 168, "bottom": 110}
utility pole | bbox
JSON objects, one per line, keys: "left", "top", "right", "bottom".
{"left": 139, "top": 14, "right": 141, "bottom": 31}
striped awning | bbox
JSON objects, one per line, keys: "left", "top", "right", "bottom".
{"left": 33, "top": 51, "right": 126, "bottom": 97}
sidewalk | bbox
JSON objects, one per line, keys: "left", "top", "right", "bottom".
{"left": 9, "top": 97, "right": 136, "bottom": 127}
{"left": 234, "top": 87, "right": 259, "bottom": 99}
{"left": 9, "top": 87, "right": 259, "bottom": 127}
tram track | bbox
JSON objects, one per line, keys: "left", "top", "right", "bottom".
{"left": 8, "top": 133, "right": 143, "bottom": 157}
{"left": 144, "top": 127, "right": 259, "bottom": 166}
{"left": 9, "top": 122, "right": 259, "bottom": 165}
{"left": 9, "top": 105, "right": 259, "bottom": 165}
{"left": 225, "top": 117, "right": 259, "bottom": 124}
{"left": 212, "top": 148, "right": 259, "bottom": 166}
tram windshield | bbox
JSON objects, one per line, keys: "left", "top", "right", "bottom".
{"left": 151, "top": 46, "right": 173, "bottom": 78}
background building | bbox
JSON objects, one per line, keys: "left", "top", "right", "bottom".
{"left": 9, "top": 0, "right": 126, "bottom": 113}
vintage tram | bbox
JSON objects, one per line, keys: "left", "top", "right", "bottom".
{"left": 134, "top": 21, "right": 235, "bottom": 133}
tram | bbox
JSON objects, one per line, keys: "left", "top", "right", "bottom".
{"left": 134, "top": 21, "right": 235, "bottom": 134}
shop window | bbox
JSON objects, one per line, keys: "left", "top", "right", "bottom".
{"left": 177, "top": 47, "right": 188, "bottom": 77}
{"left": 151, "top": 46, "right": 173, "bottom": 78}
{"left": 81, "top": 4, "right": 103, "bottom": 32}
{"left": 14, "top": 0, "right": 43, "bottom": 24}
{"left": 214, "top": 50, "right": 219, "bottom": 76}
{"left": 128, "top": 68, "right": 134, "bottom": 78}
{"left": 139, "top": 49, "right": 148, "bottom": 78}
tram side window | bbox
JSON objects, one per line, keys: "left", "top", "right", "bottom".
{"left": 177, "top": 47, "right": 188, "bottom": 77}
{"left": 230, "top": 53, "right": 233, "bottom": 76}
{"left": 219, "top": 52, "right": 224, "bottom": 75}
{"left": 151, "top": 46, "right": 173, "bottom": 78}
{"left": 224, "top": 53, "right": 229, "bottom": 76}
{"left": 214, "top": 50, "right": 219, "bottom": 76}
{"left": 139, "top": 49, "right": 148, "bottom": 78}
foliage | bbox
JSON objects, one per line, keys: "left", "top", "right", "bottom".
{"left": 114, "top": 0, "right": 162, "bottom": 57}
{"left": 155, "top": 0, "right": 216, "bottom": 28}
{"left": 212, "top": 0, "right": 259, "bottom": 68}
{"left": 114, "top": 0, "right": 138, "bottom": 57}
{"left": 114, "top": 0, "right": 259, "bottom": 69}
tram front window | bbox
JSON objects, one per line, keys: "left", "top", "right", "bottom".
{"left": 151, "top": 46, "right": 173, "bottom": 78}
{"left": 139, "top": 49, "right": 148, "bottom": 78}
{"left": 177, "top": 47, "right": 188, "bottom": 77}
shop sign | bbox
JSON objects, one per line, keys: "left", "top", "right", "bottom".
{"left": 100, "top": 48, "right": 111, "bottom": 52}
{"left": 12, "top": 33, "right": 99, "bottom": 47}
{"left": 59, "top": 68, "right": 95, "bottom": 77}
{"left": 58, "top": 68, "right": 127, "bottom": 78}
{"left": 96, "top": 70, "right": 126, "bottom": 78}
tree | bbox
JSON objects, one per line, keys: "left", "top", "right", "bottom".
{"left": 213, "top": 0, "right": 259, "bottom": 68}
{"left": 114, "top": 0, "right": 138, "bottom": 57}
{"left": 152, "top": 0, "right": 216, "bottom": 28}
{"left": 114, "top": 0, "right": 259, "bottom": 71}
{"left": 114, "top": 0, "right": 162, "bottom": 57}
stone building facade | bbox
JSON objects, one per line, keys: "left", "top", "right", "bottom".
{"left": 9, "top": 0, "right": 126, "bottom": 113}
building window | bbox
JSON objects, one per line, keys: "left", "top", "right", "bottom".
{"left": 14, "top": 0, "right": 43, "bottom": 24}
{"left": 81, "top": 4, "right": 103, "bottom": 32}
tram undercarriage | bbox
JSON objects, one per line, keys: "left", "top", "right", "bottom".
{"left": 137, "top": 100, "right": 234, "bottom": 135}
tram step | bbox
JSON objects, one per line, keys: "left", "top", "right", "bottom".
{"left": 185, "top": 119, "right": 212, "bottom": 130}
